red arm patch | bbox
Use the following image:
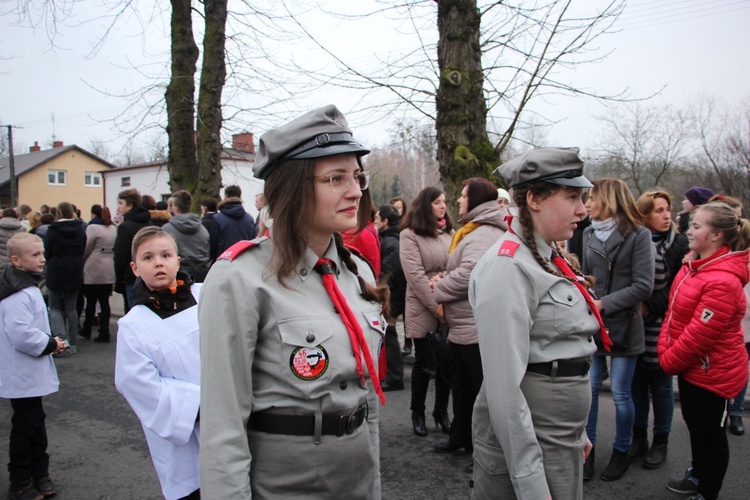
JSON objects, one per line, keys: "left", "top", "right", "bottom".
{"left": 498, "top": 240, "right": 520, "bottom": 257}
{"left": 217, "top": 240, "right": 256, "bottom": 261}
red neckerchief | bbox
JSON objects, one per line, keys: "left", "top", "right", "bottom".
{"left": 314, "top": 258, "right": 386, "bottom": 405}
{"left": 506, "top": 216, "right": 612, "bottom": 351}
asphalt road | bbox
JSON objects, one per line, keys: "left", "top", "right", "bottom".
{"left": 1, "top": 305, "right": 748, "bottom": 499}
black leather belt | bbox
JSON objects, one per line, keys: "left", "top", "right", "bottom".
{"left": 249, "top": 403, "right": 368, "bottom": 437}
{"left": 527, "top": 358, "right": 592, "bottom": 377}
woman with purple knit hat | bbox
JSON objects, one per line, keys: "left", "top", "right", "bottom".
{"left": 677, "top": 187, "right": 714, "bottom": 234}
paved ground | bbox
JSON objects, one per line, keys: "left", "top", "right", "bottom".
{"left": 1, "top": 302, "right": 748, "bottom": 499}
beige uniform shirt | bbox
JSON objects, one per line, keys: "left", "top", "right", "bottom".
{"left": 198, "top": 236, "right": 385, "bottom": 498}
{"left": 469, "top": 219, "right": 599, "bottom": 498}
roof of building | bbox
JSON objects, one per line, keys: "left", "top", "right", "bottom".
{"left": 0, "top": 145, "right": 116, "bottom": 187}
{"left": 100, "top": 147, "right": 255, "bottom": 175}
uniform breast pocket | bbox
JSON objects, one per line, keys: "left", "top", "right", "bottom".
{"left": 548, "top": 284, "right": 585, "bottom": 335}
{"left": 277, "top": 317, "right": 337, "bottom": 384}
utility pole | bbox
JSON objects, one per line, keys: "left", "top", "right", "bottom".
{"left": 5, "top": 125, "right": 17, "bottom": 208}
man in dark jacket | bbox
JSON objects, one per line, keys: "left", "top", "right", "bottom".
{"left": 375, "top": 204, "right": 406, "bottom": 391}
{"left": 209, "top": 185, "right": 257, "bottom": 261}
{"left": 114, "top": 189, "right": 152, "bottom": 312}
{"left": 201, "top": 197, "right": 218, "bottom": 233}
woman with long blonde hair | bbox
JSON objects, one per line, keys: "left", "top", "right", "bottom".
{"left": 583, "top": 178, "right": 655, "bottom": 481}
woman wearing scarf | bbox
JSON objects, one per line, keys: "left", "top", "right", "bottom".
{"left": 431, "top": 178, "right": 506, "bottom": 471}
{"left": 400, "top": 187, "right": 454, "bottom": 437}
{"left": 582, "top": 178, "right": 655, "bottom": 481}
{"left": 628, "top": 191, "right": 689, "bottom": 469}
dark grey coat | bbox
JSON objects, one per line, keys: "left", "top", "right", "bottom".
{"left": 583, "top": 224, "right": 655, "bottom": 356}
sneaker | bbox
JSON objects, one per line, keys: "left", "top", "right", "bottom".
{"left": 686, "top": 495, "right": 706, "bottom": 500}
{"left": 8, "top": 481, "right": 43, "bottom": 500}
{"left": 33, "top": 475, "right": 56, "bottom": 497}
{"left": 66, "top": 345, "right": 78, "bottom": 354}
{"left": 667, "top": 467, "right": 699, "bottom": 494}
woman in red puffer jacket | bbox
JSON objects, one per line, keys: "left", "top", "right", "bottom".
{"left": 658, "top": 202, "right": 750, "bottom": 500}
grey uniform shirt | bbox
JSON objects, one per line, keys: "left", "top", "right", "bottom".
{"left": 198, "top": 236, "right": 384, "bottom": 498}
{"left": 469, "top": 219, "right": 599, "bottom": 498}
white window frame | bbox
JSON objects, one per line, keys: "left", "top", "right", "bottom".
{"left": 84, "top": 171, "right": 102, "bottom": 187}
{"left": 48, "top": 169, "right": 67, "bottom": 186}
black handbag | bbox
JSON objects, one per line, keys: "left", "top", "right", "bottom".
{"left": 427, "top": 321, "right": 450, "bottom": 367}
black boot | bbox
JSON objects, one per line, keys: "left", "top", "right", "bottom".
{"left": 432, "top": 409, "right": 451, "bottom": 434}
{"left": 94, "top": 326, "right": 110, "bottom": 343}
{"left": 642, "top": 432, "right": 668, "bottom": 469}
{"left": 729, "top": 415, "right": 745, "bottom": 435}
{"left": 412, "top": 411, "right": 427, "bottom": 437}
{"left": 600, "top": 448, "right": 630, "bottom": 481}
{"left": 583, "top": 446, "right": 595, "bottom": 481}
{"left": 79, "top": 319, "right": 92, "bottom": 340}
{"left": 628, "top": 427, "right": 648, "bottom": 462}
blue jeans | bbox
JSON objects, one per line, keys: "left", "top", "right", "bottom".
{"left": 587, "top": 354, "right": 638, "bottom": 452}
{"left": 48, "top": 288, "right": 80, "bottom": 346}
{"left": 728, "top": 343, "right": 750, "bottom": 417}
{"left": 631, "top": 362, "right": 674, "bottom": 434}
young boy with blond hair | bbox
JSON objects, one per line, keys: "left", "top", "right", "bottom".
{"left": 0, "top": 232, "right": 66, "bottom": 500}
{"left": 114, "top": 226, "right": 201, "bottom": 500}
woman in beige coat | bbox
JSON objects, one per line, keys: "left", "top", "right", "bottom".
{"left": 81, "top": 205, "right": 117, "bottom": 342}
{"left": 400, "top": 186, "right": 453, "bottom": 437}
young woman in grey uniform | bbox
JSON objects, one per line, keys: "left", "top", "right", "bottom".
{"left": 198, "top": 105, "right": 389, "bottom": 499}
{"left": 469, "top": 147, "right": 607, "bottom": 500}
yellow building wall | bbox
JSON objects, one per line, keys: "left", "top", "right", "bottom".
{"left": 18, "top": 150, "right": 113, "bottom": 214}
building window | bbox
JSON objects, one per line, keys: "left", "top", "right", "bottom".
{"left": 48, "top": 170, "right": 67, "bottom": 186}
{"left": 84, "top": 172, "right": 102, "bottom": 187}
{"left": 121, "top": 177, "right": 131, "bottom": 187}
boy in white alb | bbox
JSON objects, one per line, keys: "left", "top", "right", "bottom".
{"left": 114, "top": 227, "right": 201, "bottom": 500}
{"left": 0, "top": 233, "right": 66, "bottom": 500}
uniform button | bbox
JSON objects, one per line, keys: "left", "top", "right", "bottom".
{"left": 567, "top": 295, "right": 572, "bottom": 301}
{"left": 300, "top": 268, "right": 308, "bottom": 276}
{"left": 306, "top": 333, "right": 315, "bottom": 343}
{"left": 339, "top": 381, "right": 347, "bottom": 390}
{"left": 588, "top": 311, "right": 592, "bottom": 315}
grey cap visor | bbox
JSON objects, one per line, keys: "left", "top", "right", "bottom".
{"left": 510, "top": 168, "right": 593, "bottom": 189}
{"left": 261, "top": 132, "right": 370, "bottom": 179}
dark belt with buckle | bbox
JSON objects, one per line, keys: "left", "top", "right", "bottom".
{"left": 249, "top": 403, "right": 368, "bottom": 437}
{"left": 527, "top": 358, "right": 592, "bottom": 377}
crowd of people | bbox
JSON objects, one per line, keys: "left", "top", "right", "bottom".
{"left": 0, "top": 105, "right": 748, "bottom": 500}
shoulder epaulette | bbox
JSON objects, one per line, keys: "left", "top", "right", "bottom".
{"left": 498, "top": 240, "right": 520, "bottom": 258}
{"left": 217, "top": 236, "right": 268, "bottom": 261}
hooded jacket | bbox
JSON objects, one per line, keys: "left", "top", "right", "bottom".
{"left": 163, "top": 213, "right": 211, "bottom": 283}
{"left": 0, "top": 217, "right": 24, "bottom": 272}
{"left": 44, "top": 218, "right": 87, "bottom": 294}
{"left": 658, "top": 246, "right": 750, "bottom": 399}
{"left": 209, "top": 198, "right": 257, "bottom": 261}
{"left": 433, "top": 201, "right": 507, "bottom": 345}
{"left": 114, "top": 204, "right": 152, "bottom": 287}
{"left": 379, "top": 224, "right": 406, "bottom": 309}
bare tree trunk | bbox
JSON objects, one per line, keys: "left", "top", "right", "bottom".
{"left": 195, "top": 0, "right": 228, "bottom": 207}
{"left": 436, "top": 0, "right": 499, "bottom": 202}
{"left": 165, "top": 0, "right": 199, "bottom": 193}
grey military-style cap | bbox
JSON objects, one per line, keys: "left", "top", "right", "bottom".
{"left": 493, "top": 147, "right": 593, "bottom": 190}
{"left": 252, "top": 105, "right": 371, "bottom": 180}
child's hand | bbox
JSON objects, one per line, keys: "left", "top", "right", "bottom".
{"left": 54, "top": 337, "right": 66, "bottom": 354}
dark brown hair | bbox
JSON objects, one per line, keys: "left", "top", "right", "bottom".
{"left": 56, "top": 201, "right": 76, "bottom": 220}
{"left": 91, "top": 204, "right": 113, "bottom": 226}
{"left": 400, "top": 186, "right": 454, "bottom": 236}
{"left": 264, "top": 157, "right": 388, "bottom": 308}
{"left": 224, "top": 185, "right": 242, "bottom": 199}
{"left": 141, "top": 195, "right": 157, "bottom": 210}
{"left": 389, "top": 196, "right": 408, "bottom": 218}
{"left": 170, "top": 190, "right": 192, "bottom": 214}
{"left": 463, "top": 178, "right": 498, "bottom": 213}
{"left": 118, "top": 188, "right": 141, "bottom": 208}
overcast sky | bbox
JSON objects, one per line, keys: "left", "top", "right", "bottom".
{"left": 1, "top": 0, "right": 748, "bottom": 160}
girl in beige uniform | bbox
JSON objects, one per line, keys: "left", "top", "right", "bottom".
{"left": 198, "top": 105, "right": 388, "bottom": 499}
{"left": 469, "top": 147, "right": 609, "bottom": 499}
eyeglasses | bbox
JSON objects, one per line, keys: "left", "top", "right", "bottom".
{"left": 311, "top": 171, "right": 370, "bottom": 192}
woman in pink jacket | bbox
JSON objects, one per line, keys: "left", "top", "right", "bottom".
{"left": 658, "top": 202, "right": 750, "bottom": 500}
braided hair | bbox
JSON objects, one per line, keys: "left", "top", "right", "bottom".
{"left": 514, "top": 181, "right": 595, "bottom": 288}
{"left": 334, "top": 232, "right": 391, "bottom": 316}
